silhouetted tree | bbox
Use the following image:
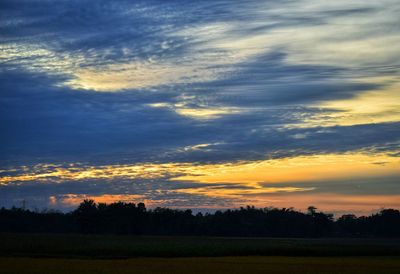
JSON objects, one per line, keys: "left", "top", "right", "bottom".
{"left": 1, "top": 202, "right": 399, "bottom": 237}
{"left": 74, "top": 199, "right": 98, "bottom": 233}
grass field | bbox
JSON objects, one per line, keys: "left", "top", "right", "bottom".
{"left": 1, "top": 233, "right": 400, "bottom": 258}
{"left": 1, "top": 256, "right": 400, "bottom": 274}
{"left": 1, "top": 234, "right": 399, "bottom": 273}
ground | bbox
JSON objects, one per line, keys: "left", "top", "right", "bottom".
{"left": 2, "top": 256, "right": 400, "bottom": 274}
{"left": 1, "top": 234, "right": 399, "bottom": 273}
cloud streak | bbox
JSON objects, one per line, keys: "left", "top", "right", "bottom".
{"left": 0, "top": 0, "right": 399, "bottom": 213}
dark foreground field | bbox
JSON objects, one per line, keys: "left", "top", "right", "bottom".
{"left": 1, "top": 234, "right": 400, "bottom": 273}
{"left": 2, "top": 256, "right": 400, "bottom": 274}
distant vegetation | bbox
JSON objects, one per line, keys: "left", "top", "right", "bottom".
{"left": 1, "top": 200, "right": 399, "bottom": 237}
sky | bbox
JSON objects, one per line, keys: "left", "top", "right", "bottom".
{"left": 0, "top": 0, "right": 399, "bottom": 215}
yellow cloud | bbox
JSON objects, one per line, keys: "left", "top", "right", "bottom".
{"left": 302, "top": 79, "right": 400, "bottom": 127}
{"left": 148, "top": 102, "right": 241, "bottom": 119}
{"left": 66, "top": 61, "right": 220, "bottom": 92}
{"left": 2, "top": 153, "right": 399, "bottom": 187}
{"left": 2, "top": 152, "right": 399, "bottom": 211}
{"left": 175, "top": 107, "right": 240, "bottom": 119}
{"left": 173, "top": 153, "right": 400, "bottom": 184}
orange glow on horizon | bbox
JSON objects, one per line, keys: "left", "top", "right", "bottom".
{"left": 173, "top": 153, "right": 400, "bottom": 184}
{"left": 1, "top": 153, "right": 399, "bottom": 186}
{"left": 1, "top": 152, "right": 399, "bottom": 213}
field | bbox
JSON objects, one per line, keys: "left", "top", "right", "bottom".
{"left": 1, "top": 234, "right": 400, "bottom": 273}
{"left": 2, "top": 256, "right": 400, "bottom": 274}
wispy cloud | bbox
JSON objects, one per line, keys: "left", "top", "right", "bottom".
{"left": 1, "top": 0, "right": 399, "bottom": 212}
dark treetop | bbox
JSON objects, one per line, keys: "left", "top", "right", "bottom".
{"left": 1, "top": 200, "right": 399, "bottom": 238}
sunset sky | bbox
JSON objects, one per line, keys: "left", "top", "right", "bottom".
{"left": 1, "top": 0, "right": 399, "bottom": 215}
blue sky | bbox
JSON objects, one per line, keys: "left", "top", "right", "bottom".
{"left": 1, "top": 0, "right": 399, "bottom": 214}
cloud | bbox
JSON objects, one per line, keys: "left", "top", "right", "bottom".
{"left": 1, "top": 0, "right": 399, "bottom": 211}
{"left": 1, "top": 69, "right": 400, "bottom": 166}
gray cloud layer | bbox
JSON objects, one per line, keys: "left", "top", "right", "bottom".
{"left": 1, "top": 0, "right": 399, "bottom": 211}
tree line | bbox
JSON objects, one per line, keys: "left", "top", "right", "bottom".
{"left": 0, "top": 200, "right": 399, "bottom": 237}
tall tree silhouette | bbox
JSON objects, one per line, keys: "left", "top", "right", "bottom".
{"left": 1, "top": 202, "right": 399, "bottom": 237}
